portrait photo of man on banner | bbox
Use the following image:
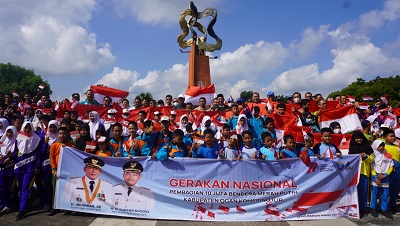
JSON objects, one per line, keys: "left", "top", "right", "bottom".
{"left": 112, "top": 160, "right": 155, "bottom": 210}
{"left": 62, "top": 156, "right": 113, "bottom": 209}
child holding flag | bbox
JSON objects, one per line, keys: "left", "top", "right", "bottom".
{"left": 219, "top": 132, "right": 240, "bottom": 160}
{"left": 313, "top": 128, "right": 342, "bottom": 158}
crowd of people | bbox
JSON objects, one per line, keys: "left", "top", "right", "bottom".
{"left": 0, "top": 89, "right": 399, "bottom": 220}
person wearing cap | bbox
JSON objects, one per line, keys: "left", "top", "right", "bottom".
{"left": 219, "top": 132, "right": 239, "bottom": 160}
{"left": 95, "top": 136, "right": 112, "bottom": 157}
{"left": 211, "top": 94, "right": 229, "bottom": 112}
{"left": 71, "top": 93, "right": 80, "bottom": 102}
{"left": 104, "top": 108, "right": 117, "bottom": 132}
{"left": 62, "top": 156, "right": 112, "bottom": 208}
{"left": 169, "top": 111, "right": 179, "bottom": 132}
{"left": 235, "top": 98, "right": 245, "bottom": 110}
{"left": 395, "top": 128, "right": 400, "bottom": 143}
{"left": 173, "top": 94, "right": 186, "bottom": 109}
{"left": 157, "top": 99, "right": 164, "bottom": 107}
{"left": 112, "top": 161, "right": 154, "bottom": 210}
{"left": 119, "top": 108, "right": 130, "bottom": 137}
{"left": 152, "top": 111, "right": 163, "bottom": 132}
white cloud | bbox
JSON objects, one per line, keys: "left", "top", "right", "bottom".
{"left": 112, "top": 0, "right": 226, "bottom": 26}
{"left": 211, "top": 41, "right": 288, "bottom": 81}
{"left": 293, "top": 25, "right": 329, "bottom": 59}
{"left": 265, "top": 39, "right": 400, "bottom": 97}
{"left": 347, "top": 0, "right": 400, "bottom": 34}
{"left": 0, "top": 0, "right": 114, "bottom": 76}
{"left": 93, "top": 64, "right": 188, "bottom": 100}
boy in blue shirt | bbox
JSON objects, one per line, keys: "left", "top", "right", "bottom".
{"left": 192, "top": 129, "right": 219, "bottom": 159}
{"left": 239, "top": 131, "right": 258, "bottom": 159}
{"left": 183, "top": 123, "right": 195, "bottom": 151}
{"left": 257, "top": 132, "right": 278, "bottom": 160}
{"left": 249, "top": 106, "right": 266, "bottom": 149}
{"left": 227, "top": 104, "right": 239, "bottom": 130}
{"left": 219, "top": 133, "right": 239, "bottom": 160}
{"left": 264, "top": 117, "right": 277, "bottom": 140}
{"left": 280, "top": 134, "right": 298, "bottom": 159}
{"left": 156, "top": 129, "right": 189, "bottom": 160}
{"left": 313, "top": 128, "right": 342, "bottom": 159}
{"left": 300, "top": 132, "right": 315, "bottom": 157}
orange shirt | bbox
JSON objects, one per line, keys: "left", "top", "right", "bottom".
{"left": 96, "top": 149, "right": 112, "bottom": 157}
{"left": 124, "top": 137, "right": 145, "bottom": 156}
{"left": 50, "top": 141, "right": 75, "bottom": 173}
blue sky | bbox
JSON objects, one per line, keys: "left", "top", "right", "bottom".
{"left": 1, "top": 0, "right": 399, "bottom": 102}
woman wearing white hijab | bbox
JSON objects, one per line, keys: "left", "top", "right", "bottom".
{"left": 200, "top": 115, "right": 216, "bottom": 134}
{"left": 236, "top": 114, "right": 249, "bottom": 135}
{"left": 0, "top": 126, "right": 18, "bottom": 214}
{"left": 369, "top": 140, "right": 394, "bottom": 218}
{"left": 0, "top": 118, "right": 10, "bottom": 138}
{"left": 179, "top": 115, "right": 189, "bottom": 135}
{"left": 13, "top": 121, "right": 42, "bottom": 220}
{"left": 47, "top": 120, "right": 59, "bottom": 146}
{"left": 39, "top": 119, "right": 59, "bottom": 212}
{"left": 88, "top": 111, "right": 105, "bottom": 140}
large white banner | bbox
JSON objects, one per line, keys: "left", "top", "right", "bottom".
{"left": 55, "top": 147, "right": 361, "bottom": 221}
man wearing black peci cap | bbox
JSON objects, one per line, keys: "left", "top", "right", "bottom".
{"left": 112, "top": 161, "right": 155, "bottom": 210}
{"left": 62, "top": 157, "right": 112, "bottom": 207}
{"left": 71, "top": 93, "right": 80, "bottom": 102}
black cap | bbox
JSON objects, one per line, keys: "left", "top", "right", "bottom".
{"left": 84, "top": 157, "right": 104, "bottom": 168}
{"left": 72, "top": 93, "right": 80, "bottom": 98}
{"left": 122, "top": 161, "right": 143, "bottom": 172}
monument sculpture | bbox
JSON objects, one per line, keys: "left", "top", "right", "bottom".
{"left": 177, "top": 2, "right": 222, "bottom": 87}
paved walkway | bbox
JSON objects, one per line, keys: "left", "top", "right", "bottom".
{"left": 89, "top": 217, "right": 357, "bottom": 226}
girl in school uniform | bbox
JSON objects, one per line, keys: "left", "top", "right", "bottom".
{"left": 0, "top": 126, "right": 18, "bottom": 214}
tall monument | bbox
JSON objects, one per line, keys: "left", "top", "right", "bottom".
{"left": 177, "top": 2, "right": 222, "bottom": 87}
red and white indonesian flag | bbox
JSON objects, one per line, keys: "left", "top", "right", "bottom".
{"left": 320, "top": 105, "right": 362, "bottom": 133}
{"left": 347, "top": 95, "right": 355, "bottom": 103}
{"left": 38, "top": 84, "right": 46, "bottom": 89}
{"left": 184, "top": 84, "right": 216, "bottom": 105}
{"left": 91, "top": 85, "right": 129, "bottom": 104}
{"left": 362, "top": 95, "right": 373, "bottom": 101}
{"left": 381, "top": 95, "right": 388, "bottom": 105}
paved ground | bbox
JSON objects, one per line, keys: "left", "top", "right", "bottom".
{"left": 1, "top": 209, "right": 399, "bottom": 226}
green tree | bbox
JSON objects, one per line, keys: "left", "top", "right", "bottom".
{"left": 327, "top": 76, "right": 400, "bottom": 107}
{"left": 240, "top": 90, "right": 254, "bottom": 102}
{"left": 135, "top": 92, "right": 153, "bottom": 101}
{"left": 0, "top": 62, "right": 52, "bottom": 96}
